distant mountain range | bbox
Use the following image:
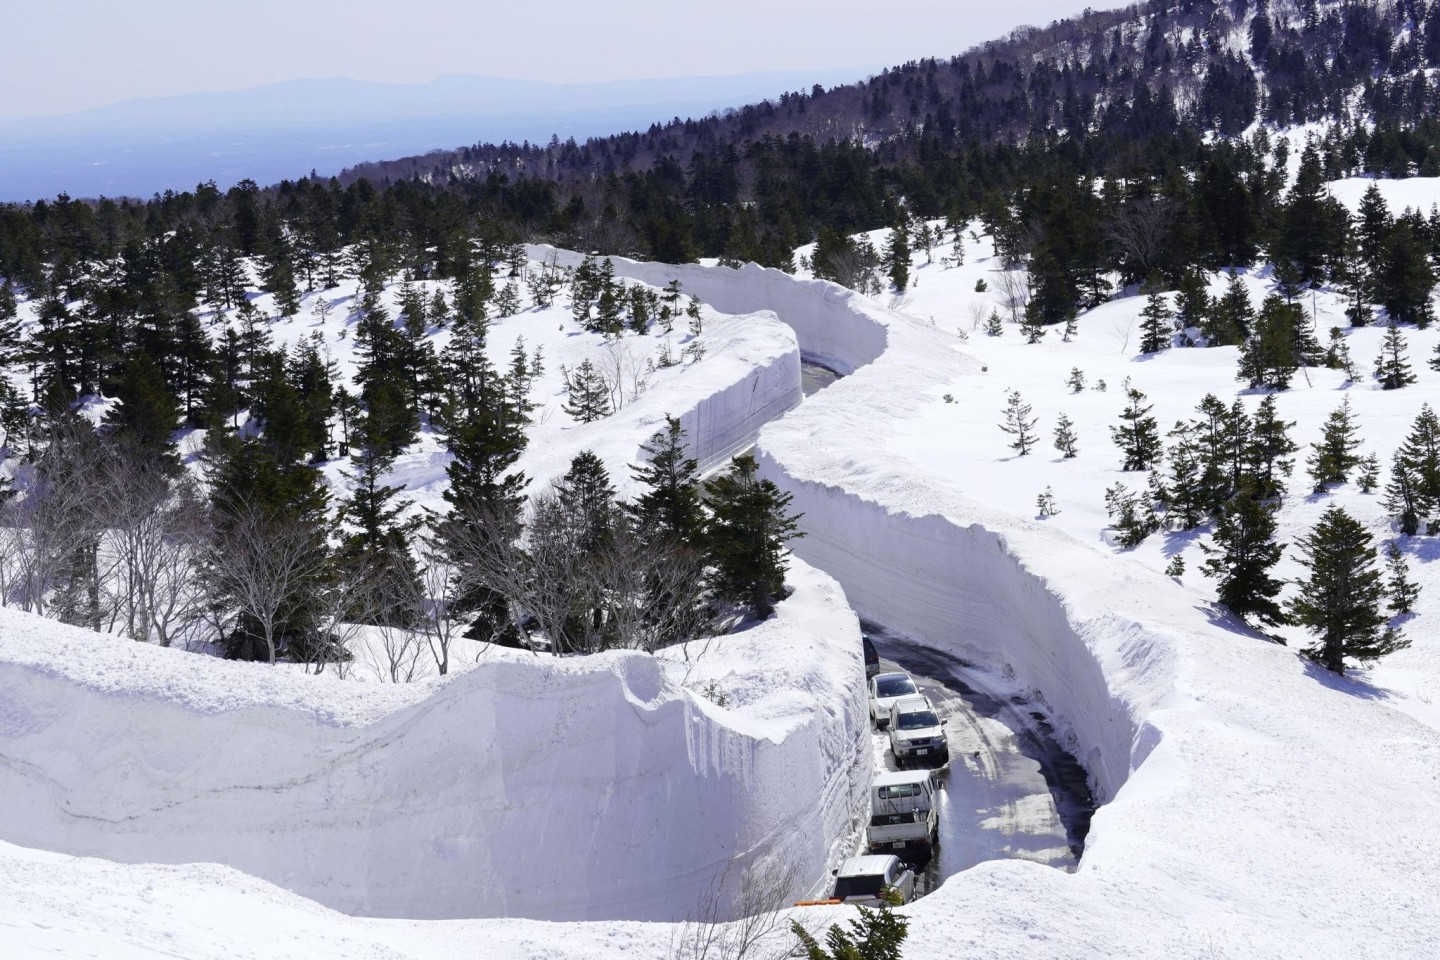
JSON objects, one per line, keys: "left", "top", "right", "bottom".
{"left": 0, "top": 69, "right": 873, "bottom": 202}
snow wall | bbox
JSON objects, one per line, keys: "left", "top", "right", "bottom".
{"left": 0, "top": 560, "right": 869, "bottom": 922}
{"left": 531, "top": 246, "right": 1146, "bottom": 800}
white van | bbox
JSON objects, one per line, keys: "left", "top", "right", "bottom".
{"left": 866, "top": 769, "right": 938, "bottom": 858}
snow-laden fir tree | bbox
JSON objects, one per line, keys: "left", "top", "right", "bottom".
{"left": 1385, "top": 453, "right": 1427, "bottom": 536}
{"left": 985, "top": 310, "right": 1004, "bottom": 337}
{"left": 1385, "top": 541, "right": 1420, "bottom": 614}
{"left": 1306, "top": 397, "right": 1362, "bottom": 492}
{"left": 1290, "top": 506, "right": 1409, "bottom": 676}
{"left": 1066, "top": 367, "right": 1086, "bottom": 393}
{"left": 1200, "top": 483, "right": 1287, "bottom": 630}
{"left": 1036, "top": 486, "right": 1060, "bottom": 517}
{"left": 1053, "top": 413, "right": 1079, "bottom": 458}
{"left": 1112, "top": 387, "right": 1162, "bottom": 471}
{"left": 1373, "top": 322, "right": 1417, "bottom": 390}
{"left": 1000, "top": 390, "right": 1039, "bottom": 456}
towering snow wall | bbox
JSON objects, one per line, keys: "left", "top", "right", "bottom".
{"left": 532, "top": 246, "right": 1153, "bottom": 801}
{"left": 0, "top": 562, "right": 868, "bottom": 922}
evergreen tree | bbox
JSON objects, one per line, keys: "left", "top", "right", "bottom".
{"left": 791, "top": 904, "right": 908, "bottom": 960}
{"left": 704, "top": 453, "right": 803, "bottom": 619}
{"left": 1201, "top": 483, "right": 1287, "bottom": 629}
{"left": 1237, "top": 294, "right": 1305, "bottom": 390}
{"left": 1290, "top": 506, "right": 1408, "bottom": 675}
{"left": 555, "top": 450, "right": 618, "bottom": 557}
{"left": 1112, "top": 387, "right": 1162, "bottom": 471}
{"left": 205, "top": 437, "right": 332, "bottom": 662}
{"left": 1377, "top": 216, "right": 1436, "bottom": 328}
{"left": 1247, "top": 394, "right": 1296, "bottom": 501}
{"left": 1053, "top": 413, "right": 1079, "bottom": 458}
{"left": 1174, "top": 269, "right": 1212, "bottom": 343}
{"left": 1324, "top": 327, "right": 1360, "bottom": 381}
{"left": 1206, "top": 272, "right": 1253, "bottom": 346}
{"left": 1306, "top": 398, "right": 1362, "bottom": 492}
{"left": 1137, "top": 287, "right": 1172, "bottom": 354}
{"left": 1160, "top": 421, "right": 1209, "bottom": 529}
{"left": 1385, "top": 541, "right": 1420, "bottom": 614}
{"left": 1373, "top": 323, "right": 1417, "bottom": 390}
{"left": 1066, "top": 367, "right": 1086, "bottom": 392}
{"left": 336, "top": 443, "right": 422, "bottom": 626}
{"left": 102, "top": 352, "right": 182, "bottom": 474}
{"left": 1396, "top": 403, "right": 1440, "bottom": 532}
{"left": 999, "top": 390, "right": 1039, "bottom": 456}
{"left": 630, "top": 415, "right": 705, "bottom": 545}
{"left": 1385, "top": 453, "right": 1425, "bottom": 537}
{"left": 564, "top": 359, "right": 612, "bottom": 423}
{"left": 886, "top": 217, "right": 911, "bottom": 292}
{"left": 1358, "top": 453, "right": 1381, "bottom": 493}
{"left": 1020, "top": 299, "right": 1048, "bottom": 344}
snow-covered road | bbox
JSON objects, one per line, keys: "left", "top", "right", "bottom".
{"left": 865, "top": 632, "right": 1090, "bottom": 898}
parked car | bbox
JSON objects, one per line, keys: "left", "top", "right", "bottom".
{"left": 866, "top": 769, "right": 938, "bottom": 860}
{"left": 869, "top": 672, "right": 919, "bottom": 729}
{"left": 862, "top": 635, "right": 880, "bottom": 678}
{"left": 888, "top": 695, "right": 948, "bottom": 766}
{"left": 829, "top": 854, "right": 917, "bottom": 906}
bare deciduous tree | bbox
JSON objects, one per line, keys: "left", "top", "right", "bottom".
{"left": 204, "top": 498, "right": 330, "bottom": 663}
{"left": 1105, "top": 196, "right": 1174, "bottom": 283}
{"left": 670, "top": 857, "right": 811, "bottom": 960}
{"left": 993, "top": 267, "right": 1033, "bottom": 325}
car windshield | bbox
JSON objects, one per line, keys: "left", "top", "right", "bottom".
{"left": 897, "top": 710, "right": 939, "bottom": 730}
{"left": 876, "top": 678, "right": 916, "bottom": 698}
{"left": 833, "top": 874, "right": 884, "bottom": 899}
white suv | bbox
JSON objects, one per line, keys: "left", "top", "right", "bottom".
{"left": 888, "top": 695, "right": 948, "bottom": 766}
{"left": 829, "top": 854, "right": 916, "bottom": 905}
{"left": 868, "top": 672, "right": 919, "bottom": 729}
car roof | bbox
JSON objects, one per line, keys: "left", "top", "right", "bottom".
{"left": 837, "top": 854, "right": 901, "bottom": 876}
{"left": 875, "top": 769, "right": 933, "bottom": 786}
{"left": 889, "top": 695, "right": 933, "bottom": 713}
{"left": 872, "top": 671, "right": 912, "bottom": 685}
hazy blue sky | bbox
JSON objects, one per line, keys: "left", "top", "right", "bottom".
{"left": 2, "top": 0, "right": 1088, "bottom": 117}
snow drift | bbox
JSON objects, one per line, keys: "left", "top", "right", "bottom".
{"left": 0, "top": 560, "right": 868, "bottom": 922}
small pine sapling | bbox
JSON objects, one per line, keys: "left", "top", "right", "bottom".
{"left": 1095, "top": 379, "right": 1108, "bottom": 392}
{"left": 1062, "top": 312, "right": 1078, "bottom": 342}
{"left": 1104, "top": 483, "right": 1159, "bottom": 548}
{"left": 1386, "top": 541, "right": 1421, "bottom": 614}
{"left": 1358, "top": 453, "right": 1381, "bottom": 493}
{"left": 1053, "top": 414, "right": 1079, "bottom": 458}
{"left": 975, "top": 278, "right": 988, "bottom": 293}
{"left": 985, "top": 310, "right": 1004, "bottom": 336}
{"left": 1036, "top": 486, "right": 1060, "bottom": 517}
{"left": 1000, "top": 390, "right": 1039, "bottom": 455}
{"left": 1066, "top": 367, "right": 1086, "bottom": 393}
{"left": 1374, "top": 322, "right": 1417, "bottom": 390}
{"left": 1165, "top": 554, "right": 1185, "bottom": 579}
{"left": 686, "top": 296, "right": 703, "bottom": 336}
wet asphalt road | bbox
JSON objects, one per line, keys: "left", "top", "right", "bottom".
{"left": 864, "top": 625, "right": 1094, "bottom": 897}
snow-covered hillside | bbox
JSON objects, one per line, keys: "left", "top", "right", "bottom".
{"left": 8, "top": 175, "right": 1440, "bottom": 958}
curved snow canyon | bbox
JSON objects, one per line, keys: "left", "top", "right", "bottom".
{"left": 3, "top": 244, "right": 1439, "bottom": 958}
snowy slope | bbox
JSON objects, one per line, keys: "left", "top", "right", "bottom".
{"left": 9, "top": 206, "right": 1440, "bottom": 957}
{"left": 0, "top": 559, "right": 867, "bottom": 924}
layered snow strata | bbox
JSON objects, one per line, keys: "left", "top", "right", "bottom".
{"left": 0, "top": 560, "right": 869, "bottom": 922}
